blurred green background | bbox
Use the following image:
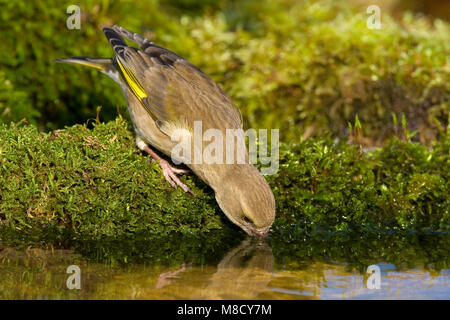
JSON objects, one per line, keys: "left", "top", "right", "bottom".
{"left": 0, "top": 0, "right": 448, "bottom": 145}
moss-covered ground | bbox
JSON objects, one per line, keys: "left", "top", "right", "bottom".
{"left": 0, "top": 118, "right": 447, "bottom": 242}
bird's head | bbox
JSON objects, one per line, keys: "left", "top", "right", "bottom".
{"left": 214, "top": 165, "right": 275, "bottom": 237}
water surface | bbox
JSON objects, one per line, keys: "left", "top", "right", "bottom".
{"left": 0, "top": 233, "right": 448, "bottom": 299}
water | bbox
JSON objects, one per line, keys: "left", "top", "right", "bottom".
{"left": 0, "top": 233, "right": 448, "bottom": 299}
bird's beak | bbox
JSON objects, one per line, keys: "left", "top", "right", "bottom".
{"left": 255, "top": 230, "right": 269, "bottom": 238}
{"left": 249, "top": 226, "right": 271, "bottom": 238}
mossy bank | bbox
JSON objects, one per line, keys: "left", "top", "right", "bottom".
{"left": 0, "top": 118, "right": 448, "bottom": 241}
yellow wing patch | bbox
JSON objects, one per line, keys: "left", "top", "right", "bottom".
{"left": 117, "top": 59, "right": 147, "bottom": 101}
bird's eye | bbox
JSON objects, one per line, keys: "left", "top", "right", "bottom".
{"left": 242, "top": 215, "right": 253, "bottom": 225}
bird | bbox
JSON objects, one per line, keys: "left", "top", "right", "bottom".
{"left": 55, "top": 25, "right": 275, "bottom": 237}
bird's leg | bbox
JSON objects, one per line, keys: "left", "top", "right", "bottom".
{"left": 136, "top": 137, "right": 192, "bottom": 194}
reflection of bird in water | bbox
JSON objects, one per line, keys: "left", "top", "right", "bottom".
{"left": 151, "top": 238, "right": 274, "bottom": 299}
{"left": 154, "top": 262, "right": 191, "bottom": 289}
{"left": 202, "top": 238, "right": 273, "bottom": 299}
{"left": 154, "top": 238, "right": 274, "bottom": 299}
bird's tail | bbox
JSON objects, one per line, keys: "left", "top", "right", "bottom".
{"left": 54, "top": 57, "right": 120, "bottom": 83}
{"left": 54, "top": 57, "right": 113, "bottom": 71}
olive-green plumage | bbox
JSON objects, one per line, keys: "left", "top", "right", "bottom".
{"left": 55, "top": 25, "right": 275, "bottom": 237}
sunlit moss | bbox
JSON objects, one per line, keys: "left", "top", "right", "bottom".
{"left": 0, "top": 118, "right": 448, "bottom": 240}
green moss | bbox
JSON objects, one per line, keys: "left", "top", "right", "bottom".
{"left": 268, "top": 130, "right": 449, "bottom": 234}
{"left": 0, "top": 71, "right": 39, "bottom": 125}
{"left": 0, "top": 118, "right": 223, "bottom": 239}
{"left": 1, "top": 0, "right": 448, "bottom": 143}
{"left": 0, "top": 118, "right": 448, "bottom": 241}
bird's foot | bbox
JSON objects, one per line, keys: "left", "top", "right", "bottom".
{"left": 140, "top": 143, "right": 192, "bottom": 194}
{"left": 147, "top": 157, "right": 189, "bottom": 174}
{"left": 157, "top": 158, "right": 193, "bottom": 194}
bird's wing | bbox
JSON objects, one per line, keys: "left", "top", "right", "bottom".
{"left": 103, "top": 27, "right": 243, "bottom": 137}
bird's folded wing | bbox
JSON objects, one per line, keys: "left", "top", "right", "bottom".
{"left": 108, "top": 27, "right": 243, "bottom": 137}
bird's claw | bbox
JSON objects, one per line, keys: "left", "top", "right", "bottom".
{"left": 158, "top": 159, "right": 193, "bottom": 194}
